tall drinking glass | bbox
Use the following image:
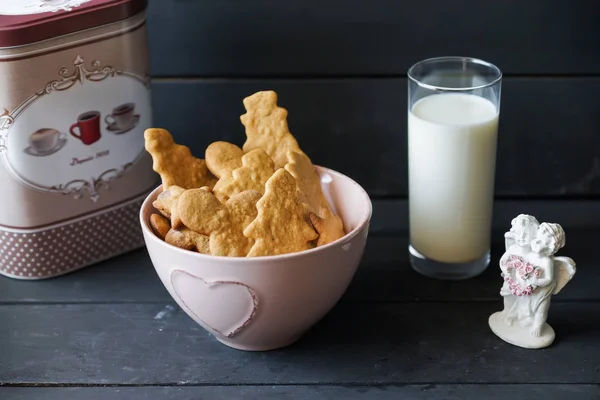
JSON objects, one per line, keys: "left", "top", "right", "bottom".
{"left": 407, "top": 57, "right": 502, "bottom": 280}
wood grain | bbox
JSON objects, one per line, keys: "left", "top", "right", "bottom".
{"left": 2, "top": 385, "right": 600, "bottom": 400}
{"left": 150, "top": 78, "right": 600, "bottom": 197}
{"left": 145, "top": 0, "right": 600, "bottom": 76}
{"left": 1, "top": 302, "right": 599, "bottom": 385}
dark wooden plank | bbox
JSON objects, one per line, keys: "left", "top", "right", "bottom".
{"left": 371, "top": 199, "right": 600, "bottom": 234}
{"left": 1, "top": 303, "right": 599, "bottom": 385}
{"left": 347, "top": 229, "right": 600, "bottom": 303}
{"left": 3, "top": 385, "right": 600, "bottom": 400}
{"left": 1, "top": 226, "right": 598, "bottom": 303}
{"left": 0, "top": 247, "right": 167, "bottom": 304}
{"left": 150, "top": 78, "right": 600, "bottom": 197}
{"left": 146, "top": 0, "right": 600, "bottom": 76}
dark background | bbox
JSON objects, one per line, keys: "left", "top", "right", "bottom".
{"left": 146, "top": 0, "right": 599, "bottom": 212}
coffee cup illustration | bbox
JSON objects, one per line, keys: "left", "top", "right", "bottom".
{"left": 29, "top": 128, "right": 64, "bottom": 153}
{"left": 70, "top": 111, "right": 101, "bottom": 145}
{"left": 105, "top": 103, "right": 138, "bottom": 133}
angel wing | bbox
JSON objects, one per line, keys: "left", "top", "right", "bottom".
{"left": 552, "top": 256, "right": 576, "bottom": 295}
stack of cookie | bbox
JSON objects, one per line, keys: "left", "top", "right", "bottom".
{"left": 144, "top": 90, "right": 346, "bottom": 257}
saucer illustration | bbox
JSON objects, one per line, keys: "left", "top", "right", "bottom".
{"left": 106, "top": 114, "right": 140, "bottom": 135}
{"left": 24, "top": 136, "right": 67, "bottom": 157}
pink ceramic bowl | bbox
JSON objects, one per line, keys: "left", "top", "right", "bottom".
{"left": 140, "top": 166, "right": 372, "bottom": 351}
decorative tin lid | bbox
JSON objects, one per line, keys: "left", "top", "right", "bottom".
{"left": 0, "top": 0, "right": 147, "bottom": 48}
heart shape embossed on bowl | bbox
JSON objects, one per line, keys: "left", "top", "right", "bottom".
{"left": 170, "top": 270, "right": 258, "bottom": 338}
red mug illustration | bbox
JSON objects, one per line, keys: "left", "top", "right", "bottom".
{"left": 70, "top": 111, "right": 101, "bottom": 145}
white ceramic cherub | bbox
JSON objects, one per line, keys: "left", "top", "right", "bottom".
{"left": 489, "top": 215, "right": 576, "bottom": 349}
{"left": 500, "top": 214, "right": 540, "bottom": 325}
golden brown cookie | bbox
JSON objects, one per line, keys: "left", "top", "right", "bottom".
{"left": 171, "top": 186, "right": 211, "bottom": 229}
{"left": 205, "top": 141, "right": 244, "bottom": 179}
{"left": 152, "top": 185, "right": 185, "bottom": 218}
{"left": 170, "top": 185, "right": 213, "bottom": 229}
{"left": 240, "top": 91, "right": 306, "bottom": 168}
{"left": 170, "top": 204, "right": 183, "bottom": 230}
{"left": 212, "top": 149, "right": 275, "bottom": 202}
{"left": 284, "top": 151, "right": 329, "bottom": 216}
{"left": 144, "top": 128, "right": 217, "bottom": 190}
{"left": 309, "top": 211, "right": 346, "bottom": 246}
{"left": 150, "top": 213, "right": 171, "bottom": 240}
{"left": 176, "top": 188, "right": 227, "bottom": 235}
{"left": 165, "top": 228, "right": 209, "bottom": 252}
{"left": 173, "top": 188, "right": 261, "bottom": 257}
{"left": 244, "top": 169, "right": 318, "bottom": 256}
{"left": 285, "top": 151, "right": 346, "bottom": 245}
{"left": 195, "top": 234, "right": 211, "bottom": 254}
{"left": 210, "top": 190, "right": 262, "bottom": 257}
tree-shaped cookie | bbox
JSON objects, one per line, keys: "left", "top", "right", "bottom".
{"left": 240, "top": 91, "right": 306, "bottom": 168}
{"left": 284, "top": 151, "right": 329, "bottom": 216}
{"left": 210, "top": 190, "right": 262, "bottom": 257}
{"left": 212, "top": 149, "right": 275, "bottom": 202}
{"left": 244, "top": 169, "right": 318, "bottom": 256}
{"left": 285, "top": 151, "right": 346, "bottom": 246}
{"left": 176, "top": 188, "right": 262, "bottom": 257}
{"left": 144, "top": 128, "right": 217, "bottom": 189}
{"left": 205, "top": 141, "right": 244, "bottom": 179}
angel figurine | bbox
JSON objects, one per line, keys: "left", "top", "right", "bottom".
{"left": 489, "top": 215, "right": 576, "bottom": 349}
{"left": 500, "top": 214, "right": 540, "bottom": 325}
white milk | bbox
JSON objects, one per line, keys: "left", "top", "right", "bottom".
{"left": 408, "top": 93, "right": 499, "bottom": 263}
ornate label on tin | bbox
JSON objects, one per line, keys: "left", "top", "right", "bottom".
{"left": 0, "top": 0, "right": 92, "bottom": 15}
{"left": 0, "top": 55, "right": 152, "bottom": 202}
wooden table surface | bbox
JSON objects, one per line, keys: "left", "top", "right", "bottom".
{"left": 1, "top": 230, "right": 599, "bottom": 399}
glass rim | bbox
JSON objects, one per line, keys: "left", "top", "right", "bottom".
{"left": 407, "top": 56, "right": 502, "bottom": 92}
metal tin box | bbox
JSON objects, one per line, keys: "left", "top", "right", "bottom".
{"left": 0, "top": 0, "right": 157, "bottom": 279}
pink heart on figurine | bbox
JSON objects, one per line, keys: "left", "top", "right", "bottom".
{"left": 170, "top": 270, "right": 258, "bottom": 338}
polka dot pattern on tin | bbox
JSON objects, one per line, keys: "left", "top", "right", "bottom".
{"left": 0, "top": 199, "right": 145, "bottom": 279}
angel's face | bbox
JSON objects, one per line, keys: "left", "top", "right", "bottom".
{"left": 512, "top": 219, "right": 538, "bottom": 247}
{"left": 531, "top": 230, "right": 553, "bottom": 255}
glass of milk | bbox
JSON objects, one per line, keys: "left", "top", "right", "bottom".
{"left": 407, "top": 57, "right": 502, "bottom": 280}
